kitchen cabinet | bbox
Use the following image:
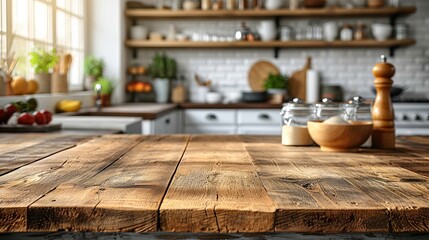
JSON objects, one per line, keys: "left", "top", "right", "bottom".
{"left": 184, "top": 109, "right": 236, "bottom": 125}
{"left": 143, "top": 110, "right": 181, "bottom": 134}
{"left": 52, "top": 116, "right": 143, "bottom": 134}
{"left": 237, "top": 109, "right": 281, "bottom": 135}
{"left": 183, "top": 109, "right": 281, "bottom": 135}
{"left": 184, "top": 109, "right": 236, "bottom": 134}
{"left": 124, "top": 6, "right": 416, "bottom": 57}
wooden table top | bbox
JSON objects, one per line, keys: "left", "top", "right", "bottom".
{"left": 0, "top": 134, "right": 428, "bottom": 234}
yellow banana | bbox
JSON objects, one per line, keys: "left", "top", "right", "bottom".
{"left": 56, "top": 100, "right": 82, "bottom": 112}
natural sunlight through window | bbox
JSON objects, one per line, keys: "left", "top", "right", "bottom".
{"left": 0, "top": 0, "right": 85, "bottom": 91}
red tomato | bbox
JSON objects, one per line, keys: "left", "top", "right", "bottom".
{"left": 0, "top": 108, "right": 5, "bottom": 125}
{"left": 127, "top": 82, "right": 136, "bottom": 92}
{"left": 17, "top": 113, "right": 35, "bottom": 125}
{"left": 3, "top": 104, "right": 17, "bottom": 123}
{"left": 33, "top": 111, "right": 47, "bottom": 125}
{"left": 39, "top": 110, "right": 52, "bottom": 124}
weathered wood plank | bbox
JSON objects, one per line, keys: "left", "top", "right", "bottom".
{"left": 1, "top": 232, "right": 429, "bottom": 240}
{"left": 0, "top": 135, "right": 92, "bottom": 176}
{"left": 0, "top": 133, "right": 63, "bottom": 155}
{"left": 27, "top": 135, "right": 190, "bottom": 232}
{"left": 244, "top": 137, "right": 429, "bottom": 232}
{"left": 342, "top": 151, "right": 429, "bottom": 233}
{"left": 1, "top": 135, "right": 429, "bottom": 234}
{"left": 240, "top": 135, "right": 429, "bottom": 233}
{"left": 160, "top": 135, "right": 276, "bottom": 233}
{"left": 0, "top": 135, "right": 143, "bottom": 232}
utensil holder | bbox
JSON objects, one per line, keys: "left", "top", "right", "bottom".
{"left": 35, "top": 73, "right": 52, "bottom": 94}
{"left": 51, "top": 73, "right": 68, "bottom": 93}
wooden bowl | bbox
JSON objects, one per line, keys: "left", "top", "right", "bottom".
{"left": 368, "top": 0, "right": 385, "bottom": 8}
{"left": 308, "top": 121, "right": 373, "bottom": 152}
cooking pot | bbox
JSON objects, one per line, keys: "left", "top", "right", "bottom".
{"left": 242, "top": 91, "right": 268, "bottom": 103}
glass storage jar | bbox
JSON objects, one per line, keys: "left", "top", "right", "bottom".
{"left": 280, "top": 98, "right": 316, "bottom": 146}
{"left": 346, "top": 96, "right": 373, "bottom": 147}
{"left": 345, "top": 96, "right": 372, "bottom": 121}
{"left": 315, "top": 98, "right": 346, "bottom": 121}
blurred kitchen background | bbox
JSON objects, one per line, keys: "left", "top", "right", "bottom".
{"left": 107, "top": 0, "right": 428, "bottom": 103}
{"left": 0, "top": 0, "right": 428, "bottom": 135}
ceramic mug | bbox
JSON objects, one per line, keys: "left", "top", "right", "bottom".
{"left": 323, "top": 21, "right": 338, "bottom": 41}
{"left": 265, "top": 0, "right": 283, "bottom": 10}
{"left": 258, "top": 20, "right": 277, "bottom": 41}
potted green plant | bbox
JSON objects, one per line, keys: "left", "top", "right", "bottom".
{"left": 93, "top": 77, "right": 113, "bottom": 106}
{"left": 264, "top": 73, "right": 288, "bottom": 103}
{"left": 149, "top": 53, "right": 177, "bottom": 103}
{"left": 84, "top": 56, "right": 105, "bottom": 91}
{"left": 29, "top": 49, "right": 59, "bottom": 93}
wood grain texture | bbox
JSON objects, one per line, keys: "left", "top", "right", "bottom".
{"left": 160, "top": 135, "right": 276, "bottom": 233}
{"left": 2, "top": 232, "right": 429, "bottom": 240}
{"left": 1, "top": 135, "right": 429, "bottom": 233}
{"left": 0, "top": 135, "right": 91, "bottom": 176}
{"left": 0, "top": 135, "right": 143, "bottom": 232}
{"left": 28, "top": 135, "right": 189, "bottom": 232}
{"left": 240, "top": 135, "right": 429, "bottom": 233}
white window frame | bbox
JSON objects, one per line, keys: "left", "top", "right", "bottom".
{"left": 0, "top": 0, "right": 86, "bottom": 92}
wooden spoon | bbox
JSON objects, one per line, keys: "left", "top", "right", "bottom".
{"left": 7, "top": 58, "right": 18, "bottom": 75}
{"left": 62, "top": 54, "right": 72, "bottom": 75}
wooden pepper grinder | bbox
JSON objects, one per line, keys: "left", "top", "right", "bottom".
{"left": 372, "top": 55, "right": 396, "bottom": 149}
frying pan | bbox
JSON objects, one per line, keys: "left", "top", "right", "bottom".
{"left": 371, "top": 86, "right": 407, "bottom": 98}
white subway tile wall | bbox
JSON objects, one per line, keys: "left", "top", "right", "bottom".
{"left": 132, "top": 0, "right": 429, "bottom": 101}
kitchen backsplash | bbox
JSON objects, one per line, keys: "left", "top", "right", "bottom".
{"left": 131, "top": 0, "right": 429, "bottom": 101}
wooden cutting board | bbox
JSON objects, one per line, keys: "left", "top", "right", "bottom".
{"left": 289, "top": 57, "right": 312, "bottom": 100}
{"left": 0, "top": 124, "right": 62, "bottom": 133}
{"left": 248, "top": 61, "right": 280, "bottom": 91}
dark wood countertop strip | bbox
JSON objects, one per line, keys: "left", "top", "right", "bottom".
{"left": 69, "top": 103, "right": 283, "bottom": 120}
{"left": 68, "top": 102, "right": 429, "bottom": 121}
{"left": 0, "top": 135, "right": 429, "bottom": 233}
{"left": 179, "top": 103, "right": 282, "bottom": 109}
{"left": 76, "top": 103, "right": 178, "bottom": 120}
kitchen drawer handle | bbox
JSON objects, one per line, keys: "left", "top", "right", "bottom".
{"left": 206, "top": 114, "right": 217, "bottom": 120}
{"left": 165, "top": 118, "right": 170, "bottom": 124}
{"left": 259, "top": 114, "right": 271, "bottom": 120}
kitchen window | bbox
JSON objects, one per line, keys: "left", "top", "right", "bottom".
{"left": 0, "top": 0, "right": 85, "bottom": 91}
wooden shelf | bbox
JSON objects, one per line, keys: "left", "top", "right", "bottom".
{"left": 125, "top": 39, "right": 416, "bottom": 49}
{"left": 125, "top": 6, "right": 416, "bottom": 18}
